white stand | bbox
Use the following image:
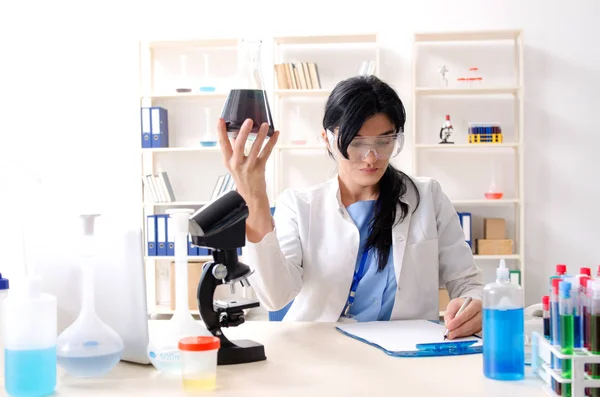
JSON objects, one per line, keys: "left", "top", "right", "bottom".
{"left": 531, "top": 331, "right": 600, "bottom": 397}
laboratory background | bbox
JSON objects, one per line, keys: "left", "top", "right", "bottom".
{"left": 0, "top": 0, "right": 599, "bottom": 396}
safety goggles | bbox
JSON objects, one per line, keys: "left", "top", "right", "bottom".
{"left": 326, "top": 129, "right": 404, "bottom": 162}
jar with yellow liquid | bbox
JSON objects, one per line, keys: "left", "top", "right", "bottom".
{"left": 178, "top": 336, "right": 220, "bottom": 392}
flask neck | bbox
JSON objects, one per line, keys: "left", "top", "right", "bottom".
{"left": 236, "top": 40, "right": 264, "bottom": 90}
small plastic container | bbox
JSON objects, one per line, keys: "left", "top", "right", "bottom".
{"left": 178, "top": 336, "right": 220, "bottom": 392}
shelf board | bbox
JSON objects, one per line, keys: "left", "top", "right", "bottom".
{"left": 274, "top": 34, "right": 377, "bottom": 45}
{"left": 473, "top": 254, "right": 520, "bottom": 260}
{"left": 273, "top": 89, "right": 331, "bottom": 97}
{"left": 147, "top": 38, "right": 239, "bottom": 49}
{"left": 143, "top": 201, "right": 208, "bottom": 207}
{"left": 141, "top": 92, "right": 228, "bottom": 100}
{"left": 415, "top": 143, "right": 518, "bottom": 149}
{"left": 141, "top": 146, "right": 220, "bottom": 153}
{"left": 416, "top": 86, "right": 519, "bottom": 96}
{"left": 145, "top": 255, "right": 211, "bottom": 261}
{"left": 451, "top": 199, "right": 520, "bottom": 205}
{"left": 414, "top": 30, "right": 522, "bottom": 43}
{"left": 276, "top": 144, "right": 326, "bottom": 150}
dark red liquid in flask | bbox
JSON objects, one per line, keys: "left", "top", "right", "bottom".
{"left": 221, "top": 39, "right": 275, "bottom": 139}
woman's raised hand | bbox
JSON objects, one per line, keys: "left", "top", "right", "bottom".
{"left": 217, "top": 118, "right": 279, "bottom": 206}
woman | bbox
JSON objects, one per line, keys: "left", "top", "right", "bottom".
{"left": 216, "top": 75, "right": 483, "bottom": 339}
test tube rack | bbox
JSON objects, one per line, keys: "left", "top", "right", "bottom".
{"left": 531, "top": 331, "right": 600, "bottom": 397}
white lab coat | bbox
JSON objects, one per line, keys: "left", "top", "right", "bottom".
{"left": 244, "top": 174, "right": 483, "bottom": 322}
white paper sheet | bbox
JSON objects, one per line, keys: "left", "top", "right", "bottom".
{"left": 336, "top": 320, "right": 482, "bottom": 353}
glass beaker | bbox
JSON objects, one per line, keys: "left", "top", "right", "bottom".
{"left": 200, "top": 107, "right": 217, "bottom": 147}
{"left": 221, "top": 39, "right": 274, "bottom": 140}
{"left": 290, "top": 106, "right": 307, "bottom": 145}
{"left": 199, "top": 53, "right": 216, "bottom": 92}
{"left": 176, "top": 54, "right": 192, "bottom": 93}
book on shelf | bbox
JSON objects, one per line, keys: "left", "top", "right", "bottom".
{"left": 358, "top": 60, "right": 376, "bottom": 76}
{"left": 275, "top": 62, "right": 321, "bottom": 90}
{"left": 211, "top": 174, "right": 236, "bottom": 200}
{"left": 143, "top": 171, "right": 176, "bottom": 203}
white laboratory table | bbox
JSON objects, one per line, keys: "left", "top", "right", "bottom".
{"left": 5, "top": 321, "right": 547, "bottom": 397}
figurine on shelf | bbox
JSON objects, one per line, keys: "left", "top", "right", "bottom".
{"left": 438, "top": 64, "right": 449, "bottom": 87}
{"left": 439, "top": 115, "right": 454, "bottom": 144}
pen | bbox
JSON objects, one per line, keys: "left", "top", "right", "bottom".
{"left": 444, "top": 297, "right": 473, "bottom": 340}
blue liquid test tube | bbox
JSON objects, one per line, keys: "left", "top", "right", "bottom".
{"left": 560, "top": 280, "right": 575, "bottom": 397}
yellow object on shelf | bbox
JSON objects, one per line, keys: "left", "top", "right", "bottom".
{"left": 468, "top": 133, "right": 503, "bottom": 143}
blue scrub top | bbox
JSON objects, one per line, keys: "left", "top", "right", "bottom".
{"left": 345, "top": 200, "right": 396, "bottom": 322}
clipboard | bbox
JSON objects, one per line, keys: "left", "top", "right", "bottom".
{"left": 335, "top": 319, "right": 482, "bottom": 357}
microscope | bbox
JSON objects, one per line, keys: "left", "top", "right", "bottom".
{"left": 188, "top": 190, "right": 266, "bottom": 365}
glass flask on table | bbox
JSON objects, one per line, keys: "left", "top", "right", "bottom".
{"left": 221, "top": 39, "right": 274, "bottom": 140}
{"left": 56, "top": 214, "right": 124, "bottom": 378}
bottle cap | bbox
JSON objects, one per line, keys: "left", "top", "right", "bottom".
{"left": 581, "top": 276, "right": 591, "bottom": 288}
{"left": 559, "top": 280, "right": 571, "bottom": 298}
{"left": 556, "top": 264, "right": 567, "bottom": 275}
{"left": 446, "top": 115, "right": 450, "bottom": 120}
{"left": 552, "top": 277, "right": 562, "bottom": 295}
{"left": 581, "top": 267, "right": 592, "bottom": 276}
{"left": 0, "top": 273, "right": 8, "bottom": 290}
{"left": 496, "top": 259, "right": 509, "bottom": 280}
{"left": 542, "top": 295, "right": 549, "bottom": 309}
{"left": 178, "top": 336, "right": 220, "bottom": 352}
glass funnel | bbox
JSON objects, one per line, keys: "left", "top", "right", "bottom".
{"left": 221, "top": 39, "right": 274, "bottom": 140}
{"left": 56, "top": 214, "right": 124, "bottom": 378}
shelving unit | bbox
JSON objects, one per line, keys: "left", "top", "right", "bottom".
{"left": 138, "top": 33, "right": 380, "bottom": 316}
{"left": 411, "top": 30, "right": 525, "bottom": 292}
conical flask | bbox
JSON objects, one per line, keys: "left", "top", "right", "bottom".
{"left": 221, "top": 39, "right": 275, "bottom": 140}
{"left": 56, "top": 214, "right": 124, "bottom": 378}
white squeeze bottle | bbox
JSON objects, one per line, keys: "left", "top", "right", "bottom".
{"left": 482, "top": 259, "right": 525, "bottom": 381}
{"left": 2, "top": 276, "right": 57, "bottom": 397}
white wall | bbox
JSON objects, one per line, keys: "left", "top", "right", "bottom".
{"left": 0, "top": 0, "right": 598, "bottom": 306}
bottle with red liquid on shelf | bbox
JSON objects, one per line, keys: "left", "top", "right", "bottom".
{"left": 484, "top": 158, "right": 503, "bottom": 200}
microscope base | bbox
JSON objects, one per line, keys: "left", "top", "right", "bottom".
{"left": 218, "top": 339, "right": 266, "bottom": 365}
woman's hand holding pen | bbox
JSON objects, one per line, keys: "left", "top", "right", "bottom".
{"left": 443, "top": 297, "right": 482, "bottom": 339}
{"left": 217, "top": 118, "right": 280, "bottom": 243}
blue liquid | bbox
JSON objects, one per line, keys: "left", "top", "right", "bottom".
{"left": 57, "top": 349, "right": 122, "bottom": 378}
{"left": 575, "top": 314, "right": 582, "bottom": 348}
{"left": 5, "top": 347, "right": 56, "bottom": 397}
{"left": 200, "top": 141, "right": 217, "bottom": 147}
{"left": 483, "top": 308, "right": 525, "bottom": 380}
{"left": 199, "top": 86, "right": 216, "bottom": 92}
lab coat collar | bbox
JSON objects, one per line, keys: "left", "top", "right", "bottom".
{"left": 327, "top": 171, "right": 418, "bottom": 210}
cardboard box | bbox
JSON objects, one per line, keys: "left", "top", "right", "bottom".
{"left": 484, "top": 218, "right": 506, "bottom": 240}
{"left": 477, "top": 239, "right": 513, "bottom": 255}
{"left": 438, "top": 288, "right": 450, "bottom": 310}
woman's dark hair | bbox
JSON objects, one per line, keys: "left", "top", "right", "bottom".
{"left": 323, "top": 74, "right": 420, "bottom": 272}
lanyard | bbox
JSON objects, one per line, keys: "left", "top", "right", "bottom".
{"left": 343, "top": 248, "right": 370, "bottom": 317}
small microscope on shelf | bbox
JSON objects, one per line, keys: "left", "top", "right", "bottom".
{"left": 188, "top": 190, "right": 266, "bottom": 365}
{"left": 439, "top": 114, "right": 455, "bottom": 144}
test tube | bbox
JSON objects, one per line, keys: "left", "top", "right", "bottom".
{"left": 543, "top": 295, "right": 550, "bottom": 339}
{"left": 590, "top": 281, "right": 600, "bottom": 397}
{"left": 573, "top": 280, "right": 582, "bottom": 349}
{"left": 582, "top": 276, "right": 592, "bottom": 349}
{"left": 559, "top": 280, "right": 574, "bottom": 397}
{"left": 552, "top": 277, "right": 563, "bottom": 395}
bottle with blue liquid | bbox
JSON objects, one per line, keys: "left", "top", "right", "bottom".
{"left": 482, "top": 259, "right": 525, "bottom": 381}
{"left": 2, "top": 276, "right": 57, "bottom": 397}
